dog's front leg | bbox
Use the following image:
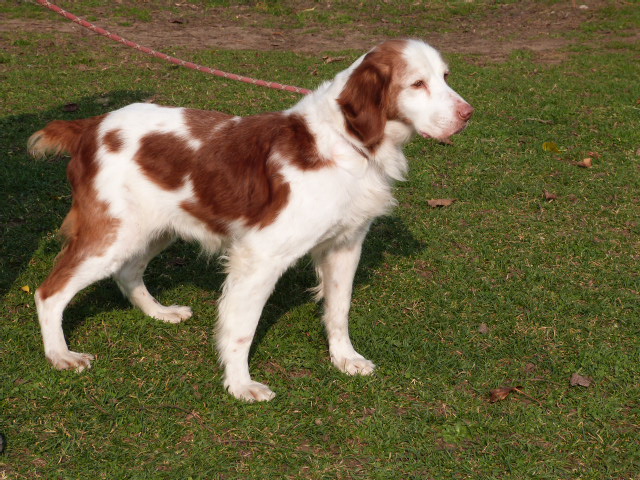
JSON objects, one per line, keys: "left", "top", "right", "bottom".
{"left": 216, "top": 253, "right": 290, "bottom": 402}
{"left": 314, "top": 228, "right": 375, "bottom": 376}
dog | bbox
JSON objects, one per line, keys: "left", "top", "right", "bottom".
{"left": 28, "top": 39, "right": 473, "bottom": 401}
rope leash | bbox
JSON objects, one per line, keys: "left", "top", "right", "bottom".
{"left": 35, "top": 0, "right": 312, "bottom": 95}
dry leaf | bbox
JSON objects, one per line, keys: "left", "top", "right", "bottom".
{"left": 478, "top": 323, "right": 489, "bottom": 334}
{"left": 323, "top": 56, "right": 346, "bottom": 64}
{"left": 489, "top": 386, "right": 520, "bottom": 403}
{"left": 20, "top": 285, "right": 31, "bottom": 293}
{"left": 576, "top": 158, "right": 593, "bottom": 168}
{"left": 543, "top": 190, "right": 558, "bottom": 201}
{"left": 428, "top": 199, "right": 456, "bottom": 208}
{"left": 570, "top": 373, "right": 592, "bottom": 387}
{"left": 542, "top": 141, "right": 560, "bottom": 153}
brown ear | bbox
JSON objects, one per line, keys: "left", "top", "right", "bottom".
{"left": 337, "top": 54, "right": 391, "bottom": 150}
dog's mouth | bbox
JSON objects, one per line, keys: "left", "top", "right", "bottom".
{"left": 419, "top": 131, "right": 453, "bottom": 145}
{"left": 419, "top": 121, "right": 469, "bottom": 145}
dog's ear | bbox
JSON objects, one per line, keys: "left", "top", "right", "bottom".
{"left": 338, "top": 53, "right": 391, "bottom": 151}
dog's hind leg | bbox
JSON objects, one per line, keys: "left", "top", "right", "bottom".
{"left": 112, "top": 234, "right": 192, "bottom": 324}
{"left": 36, "top": 228, "right": 126, "bottom": 371}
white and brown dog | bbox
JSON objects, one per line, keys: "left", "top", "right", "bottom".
{"left": 28, "top": 39, "right": 473, "bottom": 401}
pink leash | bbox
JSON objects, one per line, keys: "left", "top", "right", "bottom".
{"left": 35, "top": 0, "right": 312, "bottom": 95}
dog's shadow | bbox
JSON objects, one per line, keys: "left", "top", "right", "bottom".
{"left": 62, "top": 215, "right": 423, "bottom": 360}
{"left": 251, "top": 215, "right": 423, "bottom": 351}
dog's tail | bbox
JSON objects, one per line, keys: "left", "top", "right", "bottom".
{"left": 27, "top": 117, "right": 99, "bottom": 159}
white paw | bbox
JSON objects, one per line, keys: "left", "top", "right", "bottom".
{"left": 47, "top": 350, "right": 95, "bottom": 372}
{"left": 333, "top": 355, "right": 376, "bottom": 376}
{"left": 226, "top": 381, "right": 276, "bottom": 402}
{"left": 151, "top": 305, "right": 193, "bottom": 324}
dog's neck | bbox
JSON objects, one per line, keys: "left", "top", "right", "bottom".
{"left": 288, "top": 67, "right": 413, "bottom": 182}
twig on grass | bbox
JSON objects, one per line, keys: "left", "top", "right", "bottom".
{"left": 523, "top": 117, "right": 554, "bottom": 124}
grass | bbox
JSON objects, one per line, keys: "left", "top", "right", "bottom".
{"left": 1, "top": 1, "right": 640, "bottom": 479}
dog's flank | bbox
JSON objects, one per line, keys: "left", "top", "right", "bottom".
{"left": 29, "top": 39, "right": 473, "bottom": 402}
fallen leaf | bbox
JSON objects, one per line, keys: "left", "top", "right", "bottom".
{"left": 20, "top": 285, "right": 31, "bottom": 294}
{"left": 428, "top": 199, "right": 456, "bottom": 208}
{"left": 323, "top": 55, "right": 346, "bottom": 64}
{"left": 570, "top": 373, "right": 593, "bottom": 387}
{"left": 62, "top": 103, "right": 79, "bottom": 112}
{"left": 576, "top": 158, "right": 593, "bottom": 168}
{"left": 478, "top": 323, "right": 489, "bottom": 334}
{"left": 543, "top": 190, "right": 558, "bottom": 201}
{"left": 542, "top": 141, "right": 560, "bottom": 153}
{"left": 489, "top": 386, "right": 521, "bottom": 403}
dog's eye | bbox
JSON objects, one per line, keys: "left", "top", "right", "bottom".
{"left": 411, "top": 80, "right": 425, "bottom": 88}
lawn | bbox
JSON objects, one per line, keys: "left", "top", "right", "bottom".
{"left": 1, "top": 1, "right": 639, "bottom": 478}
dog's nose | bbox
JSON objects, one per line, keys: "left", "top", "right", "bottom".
{"left": 458, "top": 103, "right": 474, "bottom": 121}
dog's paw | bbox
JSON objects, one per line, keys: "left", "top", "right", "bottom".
{"left": 333, "top": 355, "right": 376, "bottom": 376}
{"left": 151, "top": 305, "right": 193, "bottom": 324}
{"left": 227, "top": 381, "right": 276, "bottom": 402}
{"left": 47, "top": 350, "right": 94, "bottom": 372}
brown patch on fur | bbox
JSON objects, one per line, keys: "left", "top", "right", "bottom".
{"left": 135, "top": 132, "right": 192, "bottom": 190}
{"left": 184, "top": 108, "right": 234, "bottom": 142}
{"left": 134, "top": 110, "right": 331, "bottom": 233}
{"left": 338, "top": 39, "right": 408, "bottom": 151}
{"left": 280, "top": 113, "right": 331, "bottom": 171}
{"left": 103, "top": 129, "right": 124, "bottom": 153}
{"left": 35, "top": 115, "right": 121, "bottom": 300}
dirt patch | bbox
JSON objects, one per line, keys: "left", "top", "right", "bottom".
{"left": 1, "top": 1, "right": 637, "bottom": 62}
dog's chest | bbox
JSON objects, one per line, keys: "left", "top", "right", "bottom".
{"left": 280, "top": 162, "right": 396, "bottom": 241}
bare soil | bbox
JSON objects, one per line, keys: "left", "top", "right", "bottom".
{"left": 2, "top": 1, "right": 638, "bottom": 62}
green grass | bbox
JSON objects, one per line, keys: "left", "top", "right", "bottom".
{"left": 2, "top": 2, "right": 640, "bottom": 479}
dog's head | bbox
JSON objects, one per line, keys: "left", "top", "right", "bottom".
{"left": 338, "top": 39, "right": 473, "bottom": 150}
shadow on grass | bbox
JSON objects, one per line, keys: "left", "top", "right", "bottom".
{"left": 61, "top": 215, "right": 423, "bottom": 360}
{"left": 2, "top": 93, "right": 423, "bottom": 361}
{"left": 251, "top": 216, "right": 424, "bottom": 350}
{"left": 0, "top": 90, "right": 153, "bottom": 297}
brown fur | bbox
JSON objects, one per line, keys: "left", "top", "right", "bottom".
{"left": 103, "top": 129, "right": 124, "bottom": 153}
{"left": 133, "top": 110, "right": 331, "bottom": 233}
{"left": 337, "top": 40, "right": 408, "bottom": 150}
